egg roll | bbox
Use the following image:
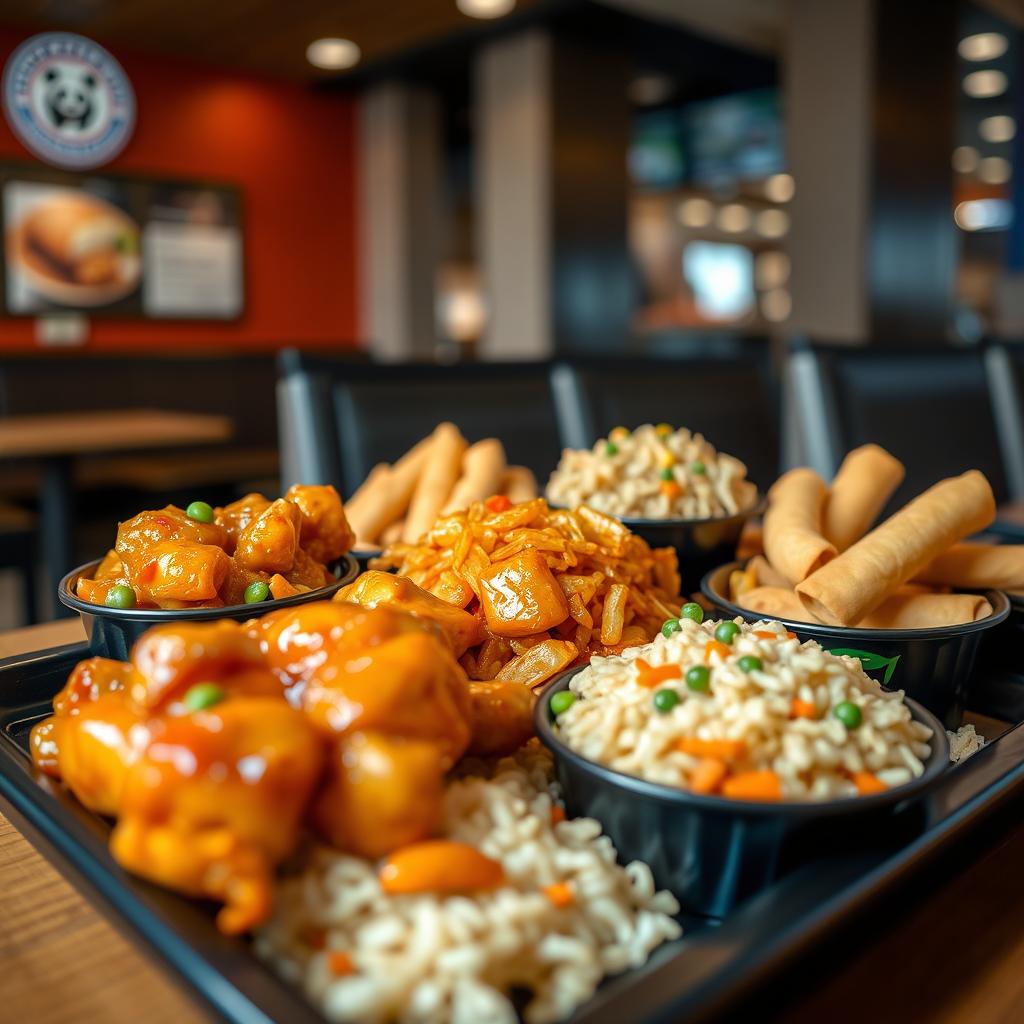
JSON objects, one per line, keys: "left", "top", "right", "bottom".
{"left": 796, "top": 470, "right": 996, "bottom": 626}
{"left": 403, "top": 423, "right": 468, "bottom": 542}
{"left": 823, "top": 444, "right": 905, "bottom": 550}
{"left": 748, "top": 554, "right": 789, "bottom": 590}
{"left": 501, "top": 466, "right": 539, "bottom": 503}
{"left": 857, "top": 592, "right": 992, "bottom": 629}
{"left": 763, "top": 468, "right": 836, "bottom": 585}
{"left": 736, "top": 520, "right": 763, "bottom": 560}
{"left": 443, "top": 439, "right": 507, "bottom": 514}
{"left": 346, "top": 438, "right": 432, "bottom": 545}
{"left": 915, "top": 543, "right": 1024, "bottom": 591}
{"left": 736, "top": 586, "right": 811, "bottom": 621}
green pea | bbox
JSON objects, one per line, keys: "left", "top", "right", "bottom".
{"left": 833, "top": 701, "right": 862, "bottom": 729}
{"left": 691, "top": 460, "right": 706, "bottom": 475}
{"left": 653, "top": 688, "right": 680, "bottom": 713}
{"left": 680, "top": 602, "right": 704, "bottom": 624}
{"left": 714, "top": 621, "right": 740, "bottom": 645}
{"left": 686, "top": 665, "right": 711, "bottom": 692}
{"left": 661, "top": 618, "right": 681, "bottom": 638}
{"left": 183, "top": 683, "right": 226, "bottom": 712}
{"left": 659, "top": 467, "right": 675, "bottom": 481}
{"left": 104, "top": 584, "right": 136, "bottom": 609}
{"left": 244, "top": 580, "right": 271, "bottom": 604}
{"left": 604, "top": 441, "right": 619, "bottom": 457}
{"left": 550, "top": 690, "right": 577, "bottom": 717}
{"left": 737, "top": 655, "right": 763, "bottom": 673}
{"left": 186, "top": 500, "right": 215, "bottom": 523}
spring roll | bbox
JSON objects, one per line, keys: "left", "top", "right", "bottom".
{"left": 736, "top": 586, "right": 812, "bottom": 621}
{"left": 915, "top": 543, "right": 1024, "bottom": 591}
{"left": 857, "top": 592, "right": 993, "bottom": 629}
{"left": 402, "top": 423, "right": 468, "bottom": 542}
{"left": 345, "top": 438, "right": 432, "bottom": 545}
{"left": 748, "top": 554, "right": 789, "bottom": 590}
{"left": 823, "top": 444, "right": 905, "bottom": 551}
{"left": 763, "top": 468, "right": 836, "bottom": 585}
{"left": 443, "top": 439, "right": 507, "bottom": 514}
{"left": 501, "top": 466, "right": 539, "bottom": 503}
{"left": 796, "top": 470, "right": 996, "bottom": 626}
{"left": 380, "top": 519, "right": 405, "bottom": 545}
{"left": 736, "top": 520, "right": 763, "bottom": 560}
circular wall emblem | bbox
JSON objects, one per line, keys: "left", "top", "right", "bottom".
{"left": 3, "top": 32, "right": 135, "bottom": 169}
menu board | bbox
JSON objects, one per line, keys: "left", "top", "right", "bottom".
{"left": 0, "top": 162, "right": 243, "bottom": 318}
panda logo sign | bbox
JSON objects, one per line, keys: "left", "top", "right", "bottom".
{"left": 3, "top": 32, "right": 135, "bottom": 169}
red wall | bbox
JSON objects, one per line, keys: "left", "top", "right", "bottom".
{"left": 0, "top": 27, "right": 359, "bottom": 352}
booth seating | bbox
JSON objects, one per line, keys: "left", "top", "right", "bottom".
{"left": 277, "top": 345, "right": 783, "bottom": 497}
{"left": 784, "top": 340, "right": 1024, "bottom": 509}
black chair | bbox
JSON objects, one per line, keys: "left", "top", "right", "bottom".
{"left": 785, "top": 340, "right": 1021, "bottom": 508}
{"left": 551, "top": 341, "right": 781, "bottom": 491}
{"left": 277, "top": 351, "right": 563, "bottom": 495}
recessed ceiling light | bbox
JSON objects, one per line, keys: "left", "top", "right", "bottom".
{"left": 958, "top": 32, "right": 1008, "bottom": 62}
{"left": 979, "top": 156, "right": 1012, "bottom": 185}
{"left": 764, "top": 173, "right": 795, "bottom": 203}
{"left": 952, "top": 145, "right": 979, "bottom": 173}
{"left": 963, "top": 69, "right": 1008, "bottom": 98}
{"left": 630, "top": 74, "right": 674, "bottom": 106}
{"left": 954, "top": 198, "right": 1012, "bottom": 231}
{"left": 306, "top": 37, "right": 361, "bottom": 70}
{"left": 755, "top": 209, "right": 790, "bottom": 239}
{"left": 717, "top": 203, "right": 751, "bottom": 233}
{"left": 761, "top": 288, "right": 791, "bottom": 323}
{"left": 456, "top": 0, "right": 516, "bottom": 19}
{"left": 980, "top": 115, "right": 1016, "bottom": 143}
{"left": 677, "top": 197, "right": 713, "bottom": 228}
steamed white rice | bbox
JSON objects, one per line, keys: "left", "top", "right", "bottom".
{"left": 255, "top": 743, "right": 681, "bottom": 1024}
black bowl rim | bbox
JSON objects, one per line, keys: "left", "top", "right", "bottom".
{"left": 701, "top": 560, "right": 1011, "bottom": 641}
{"left": 57, "top": 552, "right": 360, "bottom": 621}
{"left": 535, "top": 665, "right": 950, "bottom": 819}
{"left": 546, "top": 494, "right": 764, "bottom": 530}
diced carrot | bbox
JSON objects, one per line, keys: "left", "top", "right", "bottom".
{"left": 786, "top": 631, "right": 797, "bottom": 639}
{"left": 790, "top": 698, "right": 817, "bottom": 719}
{"left": 543, "top": 882, "right": 574, "bottom": 908}
{"left": 379, "top": 841, "right": 505, "bottom": 894}
{"left": 660, "top": 480, "right": 683, "bottom": 499}
{"left": 690, "top": 757, "right": 728, "bottom": 795}
{"left": 721, "top": 770, "right": 782, "bottom": 801}
{"left": 550, "top": 805, "right": 566, "bottom": 826}
{"left": 485, "top": 495, "right": 513, "bottom": 514}
{"left": 852, "top": 771, "right": 887, "bottom": 795}
{"left": 269, "top": 573, "right": 299, "bottom": 599}
{"left": 674, "top": 737, "right": 747, "bottom": 760}
{"left": 637, "top": 662, "right": 681, "bottom": 688}
{"left": 754, "top": 630, "right": 778, "bottom": 640}
{"left": 704, "top": 639, "right": 731, "bottom": 663}
{"left": 328, "top": 951, "right": 355, "bottom": 976}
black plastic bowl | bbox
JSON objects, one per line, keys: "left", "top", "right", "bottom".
{"left": 536, "top": 666, "right": 949, "bottom": 918}
{"left": 701, "top": 561, "right": 1010, "bottom": 729}
{"left": 620, "top": 496, "right": 762, "bottom": 593}
{"left": 58, "top": 553, "right": 360, "bottom": 661}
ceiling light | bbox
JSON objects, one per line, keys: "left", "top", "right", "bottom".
{"left": 963, "top": 69, "right": 1008, "bottom": 98}
{"left": 755, "top": 209, "right": 789, "bottom": 239}
{"left": 629, "top": 74, "right": 674, "bottom": 107}
{"left": 755, "top": 251, "right": 790, "bottom": 289}
{"left": 952, "top": 145, "right": 979, "bottom": 173}
{"left": 958, "top": 32, "right": 1008, "bottom": 62}
{"left": 306, "top": 38, "right": 361, "bottom": 70}
{"left": 979, "top": 156, "right": 1012, "bottom": 185}
{"left": 717, "top": 203, "right": 751, "bottom": 233}
{"left": 764, "top": 173, "right": 794, "bottom": 203}
{"left": 761, "top": 288, "right": 791, "bottom": 323}
{"left": 456, "top": 0, "right": 516, "bottom": 18}
{"left": 954, "top": 198, "right": 1013, "bottom": 231}
{"left": 980, "top": 115, "right": 1016, "bottom": 143}
{"left": 677, "top": 197, "right": 713, "bottom": 228}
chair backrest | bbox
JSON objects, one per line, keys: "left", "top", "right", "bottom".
{"left": 277, "top": 351, "right": 563, "bottom": 495}
{"left": 550, "top": 343, "right": 780, "bottom": 492}
{"left": 786, "top": 341, "right": 1018, "bottom": 507}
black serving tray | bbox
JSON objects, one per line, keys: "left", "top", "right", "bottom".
{"left": 3, "top": 643, "right": 1024, "bottom": 1024}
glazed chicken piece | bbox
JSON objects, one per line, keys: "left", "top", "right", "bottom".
{"left": 233, "top": 499, "right": 302, "bottom": 574}
{"left": 335, "top": 571, "right": 484, "bottom": 656}
{"left": 215, "top": 493, "right": 273, "bottom": 553}
{"left": 465, "top": 679, "right": 536, "bottom": 757}
{"left": 115, "top": 507, "right": 231, "bottom": 606}
{"left": 285, "top": 484, "right": 355, "bottom": 565}
{"left": 478, "top": 549, "right": 569, "bottom": 638}
{"left": 130, "top": 620, "right": 284, "bottom": 710}
{"left": 311, "top": 730, "right": 446, "bottom": 859}
{"left": 110, "top": 697, "right": 324, "bottom": 935}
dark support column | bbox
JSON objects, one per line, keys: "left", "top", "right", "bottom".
{"left": 868, "top": 0, "right": 958, "bottom": 343}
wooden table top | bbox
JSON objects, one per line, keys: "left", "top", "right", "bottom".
{"left": 2, "top": 621, "right": 1023, "bottom": 1022}
{"left": 0, "top": 409, "right": 232, "bottom": 459}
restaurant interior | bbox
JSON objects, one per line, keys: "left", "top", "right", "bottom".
{"left": 2, "top": 0, "right": 1024, "bottom": 1022}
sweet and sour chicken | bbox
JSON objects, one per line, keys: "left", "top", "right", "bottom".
{"left": 76, "top": 485, "right": 354, "bottom": 610}
{"left": 31, "top": 579, "right": 537, "bottom": 933}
